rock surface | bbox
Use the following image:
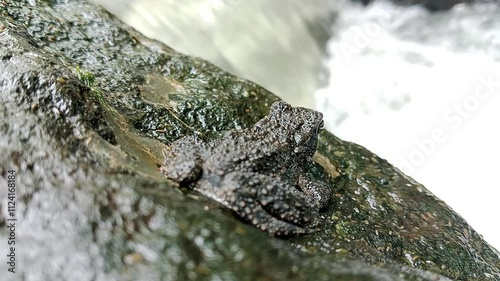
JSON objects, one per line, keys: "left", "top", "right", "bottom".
{"left": 0, "top": 1, "right": 499, "bottom": 281}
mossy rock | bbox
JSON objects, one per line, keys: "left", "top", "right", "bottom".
{"left": 0, "top": 1, "right": 499, "bottom": 280}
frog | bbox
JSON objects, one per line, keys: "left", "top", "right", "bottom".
{"left": 160, "top": 101, "right": 332, "bottom": 235}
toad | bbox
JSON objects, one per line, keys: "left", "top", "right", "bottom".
{"left": 161, "top": 101, "right": 331, "bottom": 235}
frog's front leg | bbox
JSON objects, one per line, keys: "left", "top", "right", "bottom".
{"left": 160, "top": 135, "right": 204, "bottom": 186}
{"left": 298, "top": 174, "right": 332, "bottom": 209}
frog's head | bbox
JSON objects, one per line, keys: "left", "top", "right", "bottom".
{"left": 257, "top": 101, "right": 324, "bottom": 157}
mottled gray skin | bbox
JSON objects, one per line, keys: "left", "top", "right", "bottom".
{"left": 161, "top": 101, "right": 331, "bottom": 235}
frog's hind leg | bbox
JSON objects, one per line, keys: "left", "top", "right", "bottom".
{"left": 160, "top": 135, "right": 204, "bottom": 185}
{"left": 250, "top": 204, "right": 315, "bottom": 236}
{"left": 256, "top": 176, "right": 320, "bottom": 228}
{"left": 195, "top": 173, "right": 315, "bottom": 236}
{"left": 220, "top": 172, "right": 319, "bottom": 235}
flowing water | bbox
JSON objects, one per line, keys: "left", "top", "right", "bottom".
{"left": 317, "top": 0, "right": 500, "bottom": 251}
{"left": 91, "top": 0, "right": 335, "bottom": 107}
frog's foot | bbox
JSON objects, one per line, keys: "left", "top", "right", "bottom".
{"left": 248, "top": 204, "right": 316, "bottom": 236}
{"left": 160, "top": 135, "right": 204, "bottom": 185}
{"left": 219, "top": 172, "right": 321, "bottom": 235}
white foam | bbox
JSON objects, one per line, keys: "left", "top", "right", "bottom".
{"left": 317, "top": 0, "right": 500, "bottom": 251}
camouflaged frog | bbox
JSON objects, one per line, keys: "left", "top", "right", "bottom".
{"left": 160, "top": 101, "right": 331, "bottom": 235}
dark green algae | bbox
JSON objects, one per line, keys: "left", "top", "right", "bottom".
{"left": 0, "top": 1, "right": 499, "bottom": 281}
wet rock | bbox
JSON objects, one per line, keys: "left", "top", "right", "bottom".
{"left": 0, "top": 1, "right": 499, "bottom": 281}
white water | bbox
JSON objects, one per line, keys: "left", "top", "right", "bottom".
{"left": 316, "top": 1, "right": 500, "bottom": 251}
{"left": 91, "top": 0, "right": 332, "bottom": 107}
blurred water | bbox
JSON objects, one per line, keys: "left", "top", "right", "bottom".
{"left": 316, "top": 0, "right": 500, "bottom": 251}
{"left": 92, "top": 0, "right": 336, "bottom": 107}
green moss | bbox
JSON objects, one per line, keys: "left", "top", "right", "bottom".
{"left": 75, "top": 65, "right": 95, "bottom": 87}
{"left": 335, "top": 221, "right": 353, "bottom": 238}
